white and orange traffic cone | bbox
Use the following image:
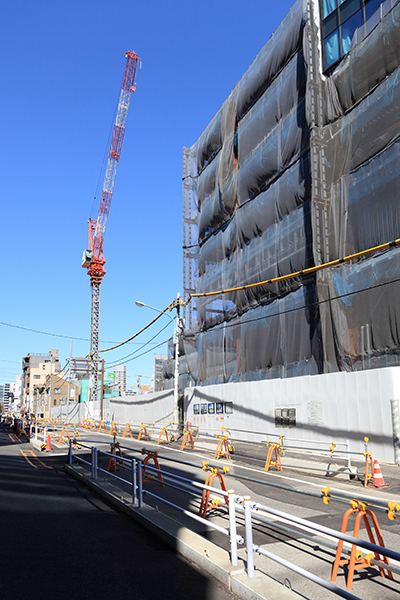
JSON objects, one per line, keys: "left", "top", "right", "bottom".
{"left": 45, "top": 434, "right": 52, "bottom": 452}
{"left": 368, "top": 459, "right": 390, "bottom": 489}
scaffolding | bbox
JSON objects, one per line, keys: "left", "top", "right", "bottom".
{"left": 183, "top": 0, "right": 400, "bottom": 386}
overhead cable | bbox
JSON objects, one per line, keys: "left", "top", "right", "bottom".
{"left": 184, "top": 237, "right": 400, "bottom": 303}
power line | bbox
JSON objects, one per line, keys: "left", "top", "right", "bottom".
{"left": 184, "top": 275, "right": 400, "bottom": 337}
{"left": 186, "top": 238, "right": 400, "bottom": 302}
{"left": 0, "top": 320, "right": 142, "bottom": 345}
{"left": 105, "top": 339, "right": 169, "bottom": 368}
{"left": 105, "top": 321, "right": 172, "bottom": 368}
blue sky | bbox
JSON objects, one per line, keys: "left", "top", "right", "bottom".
{"left": 0, "top": 0, "right": 296, "bottom": 389}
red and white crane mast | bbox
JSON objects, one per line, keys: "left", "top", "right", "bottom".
{"left": 82, "top": 50, "right": 140, "bottom": 401}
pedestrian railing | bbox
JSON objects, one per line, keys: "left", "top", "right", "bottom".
{"left": 66, "top": 440, "right": 400, "bottom": 600}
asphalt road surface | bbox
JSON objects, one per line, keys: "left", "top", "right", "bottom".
{"left": 0, "top": 423, "right": 238, "bottom": 600}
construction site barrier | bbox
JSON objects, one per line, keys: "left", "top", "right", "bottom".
{"left": 98, "top": 420, "right": 107, "bottom": 433}
{"left": 109, "top": 421, "right": 118, "bottom": 436}
{"left": 331, "top": 499, "right": 394, "bottom": 589}
{"left": 138, "top": 423, "right": 149, "bottom": 441}
{"left": 264, "top": 440, "right": 283, "bottom": 472}
{"left": 107, "top": 442, "right": 126, "bottom": 472}
{"left": 214, "top": 435, "right": 231, "bottom": 460}
{"left": 58, "top": 428, "right": 70, "bottom": 445}
{"left": 199, "top": 462, "right": 230, "bottom": 518}
{"left": 122, "top": 423, "right": 134, "bottom": 438}
{"left": 180, "top": 422, "right": 196, "bottom": 451}
{"left": 157, "top": 426, "right": 170, "bottom": 445}
{"left": 141, "top": 448, "right": 164, "bottom": 487}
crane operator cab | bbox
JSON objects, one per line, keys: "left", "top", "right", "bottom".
{"left": 82, "top": 249, "right": 93, "bottom": 268}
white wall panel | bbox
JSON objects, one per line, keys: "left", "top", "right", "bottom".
{"left": 184, "top": 367, "right": 400, "bottom": 463}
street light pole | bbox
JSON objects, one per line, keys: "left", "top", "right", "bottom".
{"left": 135, "top": 294, "right": 181, "bottom": 426}
{"left": 173, "top": 293, "right": 180, "bottom": 426}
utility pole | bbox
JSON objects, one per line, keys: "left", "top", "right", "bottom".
{"left": 49, "top": 353, "right": 53, "bottom": 421}
{"left": 66, "top": 339, "right": 72, "bottom": 423}
{"left": 173, "top": 292, "right": 181, "bottom": 427}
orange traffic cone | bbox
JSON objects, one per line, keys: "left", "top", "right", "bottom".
{"left": 45, "top": 434, "right": 52, "bottom": 452}
{"left": 368, "top": 459, "right": 389, "bottom": 489}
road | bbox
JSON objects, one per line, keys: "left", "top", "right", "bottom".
{"left": 0, "top": 423, "right": 238, "bottom": 600}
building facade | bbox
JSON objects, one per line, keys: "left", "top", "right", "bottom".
{"left": 22, "top": 350, "right": 60, "bottom": 411}
{"left": 183, "top": 0, "right": 400, "bottom": 386}
{"left": 0, "top": 384, "right": 11, "bottom": 413}
{"left": 33, "top": 372, "right": 80, "bottom": 420}
{"left": 113, "top": 365, "right": 126, "bottom": 396}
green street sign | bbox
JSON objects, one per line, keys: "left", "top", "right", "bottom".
{"left": 108, "top": 373, "right": 114, "bottom": 379}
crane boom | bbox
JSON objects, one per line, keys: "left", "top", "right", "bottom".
{"left": 82, "top": 50, "right": 140, "bottom": 402}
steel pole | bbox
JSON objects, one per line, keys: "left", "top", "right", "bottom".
{"left": 173, "top": 294, "right": 180, "bottom": 426}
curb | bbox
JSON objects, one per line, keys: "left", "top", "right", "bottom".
{"left": 64, "top": 463, "right": 295, "bottom": 600}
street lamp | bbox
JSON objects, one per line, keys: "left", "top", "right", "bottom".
{"left": 135, "top": 295, "right": 181, "bottom": 426}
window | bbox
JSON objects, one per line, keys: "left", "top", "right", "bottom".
{"left": 320, "top": 0, "right": 390, "bottom": 71}
{"left": 34, "top": 375, "right": 41, "bottom": 380}
{"left": 54, "top": 388, "right": 61, "bottom": 394}
{"left": 53, "top": 399, "right": 57, "bottom": 406}
{"left": 341, "top": 8, "right": 363, "bottom": 53}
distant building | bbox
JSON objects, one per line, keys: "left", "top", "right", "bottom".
{"left": 113, "top": 365, "right": 126, "bottom": 396}
{"left": 22, "top": 350, "right": 60, "bottom": 412}
{"left": 153, "top": 354, "right": 167, "bottom": 392}
{"left": 0, "top": 383, "right": 11, "bottom": 413}
{"left": 33, "top": 372, "right": 80, "bottom": 419}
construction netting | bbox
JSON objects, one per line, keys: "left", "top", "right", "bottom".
{"left": 183, "top": 0, "right": 400, "bottom": 385}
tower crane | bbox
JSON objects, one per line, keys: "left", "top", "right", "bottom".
{"left": 82, "top": 50, "right": 140, "bottom": 402}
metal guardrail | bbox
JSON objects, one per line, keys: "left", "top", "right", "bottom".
{"left": 66, "top": 440, "right": 400, "bottom": 600}
{"left": 80, "top": 418, "right": 372, "bottom": 479}
{"left": 67, "top": 441, "right": 242, "bottom": 566}
{"left": 240, "top": 497, "right": 400, "bottom": 599}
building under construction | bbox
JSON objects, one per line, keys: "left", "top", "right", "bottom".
{"left": 182, "top": 0, "right": 400, "bottom": 462}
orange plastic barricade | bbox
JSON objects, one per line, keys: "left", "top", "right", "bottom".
{"left": 331, "top": 500, "right": 394, "bottom": 589}
{"left": 180, "top": 423, "right": 195, "bottom": 451}
{"left": 138, "top": 423, "right": 149, "bottom": 441}
{"left": 108, "top": 442, "right": 126, "bottom": 472}
{"left": 122, "top": 423, "right": 134, "bottom": 438}
{"left": 157, "top": 427, "right": 170, "bottom": 445}
{"left": 89, "top": 420, "right": 97, "bottom": 431}
{"left": 141, "top": 448, "right": 164, "bottom": 487}
{"left": 199, "top": 462, "right": 229, "bottom": 518}
{"left": 109, "top": 421, "right": 118, "bottom": 436}
{"left": 58, "top": 428, "right": 71, "bottom": 446}
{"left": 264, "top": 442, "right": 282, "bottom": 473}
{"left": 98, "top": 420, "right": 107, "bottom": 433}
{"left": 214, "top": 435, "right": 231, "bottom": 460}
